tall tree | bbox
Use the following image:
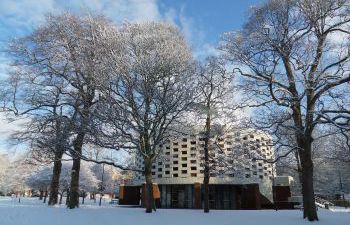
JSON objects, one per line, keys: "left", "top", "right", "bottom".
{"left": 4, "top": 12, "right": 115, "bottom": 208}
{"left": 191, "top": 56, "right": 238, "bottom": 213}
{"left": 98, "top": 22, "right": 194, "bottom": 213}
{"left": 221, "top": 0, "right": 350, "bottom": 221}
{"left": 2, "top": 43, "right": 73, "bottom": 206}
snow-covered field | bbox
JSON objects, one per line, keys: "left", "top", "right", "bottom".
{"left": 0, "top": 197, "right": 349, "bottom": 225}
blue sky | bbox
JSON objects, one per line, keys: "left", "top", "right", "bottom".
{"left": 0, "top": 0, "right": 263, "bottom": 154}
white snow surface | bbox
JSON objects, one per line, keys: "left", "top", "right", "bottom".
{"left": 0, "top": 197, "right": 349, "bottom": 225}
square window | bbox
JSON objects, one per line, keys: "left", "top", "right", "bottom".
{"left": 173, "top": 174, "right": 178, "bottom": 177}
{"left": 174, "top": 161, "right": 178, "bottom": 164}
{"left": 158, "top": 174, "right": 162, "bottom": 178}
{"left": 182, "top": 164, "right": 187, "bottom": 167}
{"left": 191, "top": 166, "right": 197, "bottom": 170}
{"left": 191, "top": 173, "right": 197, "bottom": 177}
{"left": 181, "top": 170, "right": 187, "bottom": 174}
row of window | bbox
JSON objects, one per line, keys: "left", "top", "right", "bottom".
{"left": 151, "top": 171, "right": 198, "bottom": 178}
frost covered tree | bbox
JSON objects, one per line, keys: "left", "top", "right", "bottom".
{"left": 1, "top": 155, "right": 37, "bottom": 200}
{"left": 27, "top": 161, "right": 99, "bottom": 204}
{"left": 26, "top": 166, "right": 52, "bottom": 203}
{"left": 97, "top": 22, "right": 194, "bottom": 213}
{"left": 2, "top": 33, "right": 74, "bottom": 206}
{"left": 221, "top": 0, "right": 350, "bottom": 220}
{"left": 277, "top": 131, "right": 350, "bottom": 198}
{"left": 29, "top": 13, "right": 115, "bottom": 209}
{"left": 2, "top": 12, "right": 116, "bottom": 209}
{"left": 0, "top": 154, "right": 10, "bottom": 195}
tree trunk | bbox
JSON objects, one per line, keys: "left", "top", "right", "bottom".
{"left": 68, "top": 132, "right": 85, "bottom": 209}
{"left": 68, "top": 158, "right": 81, "bottom": 209}
{"left": 144, "top": 158, "right": 154, "bottom": 213}
{"left": 299, "top": 138, "right": 318, "bottom": 221}
{"left": 203, "top": 109, "right": 211, "bottom": 213}
{"left": 99, "top": 194, "right": 103, "bottom": 206}
{"left": 82, "top": 193, "right": 85, "bottom": 205}
{"left": 59, "top": 191, "right": 64, "bottom": 205}
{"left": 48, "top": 152, "right": 63, "bottom": 205}
{"left": 66, "top": 189, "right": 70, "bottom": 206}
{"left": 66, "top": 189, "right": 70, "bottom": 207}
{"left": 43, "top": 190, "right": 47, "bottom": 203}
{"left": 203, "top": 173, "right": 209, "bottom": 213}
{"left": 39, "top": 189, "right": 43, "bottom": 200}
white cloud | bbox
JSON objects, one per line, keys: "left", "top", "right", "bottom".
{"left": 0, "top": 0, "right": 214, "bottom": 58}
{"left": 176, "top": 5, "right": 218, "bottom": 60}
{"left": 0, "top": 0, "right": 163, "bottom": 39}
{"left": 0, "top": 0, "right": 58, "bottom": 38}
{"left": 58, "top": 0, "right": 162, "bottom": 23}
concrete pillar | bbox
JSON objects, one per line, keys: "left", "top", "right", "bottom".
{"left": 194, "top": 182, "right": 201, "bottom": 209}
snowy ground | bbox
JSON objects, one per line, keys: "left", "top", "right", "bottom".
{"left": 0, "top": 197, "right": 349, "bottom": 225}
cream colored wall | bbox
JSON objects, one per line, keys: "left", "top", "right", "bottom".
{"left": 133, "top": 129, "right": 276, "bottom": 197}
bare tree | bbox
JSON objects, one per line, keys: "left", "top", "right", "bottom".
{"left": 98, "top": 22, "right": 194, "bottom": 213}
{"left": 190, "top": 56, "right": 239, "bottom": 213}
{"left": 2, "top": 12, "right": 116, "bottom": 208}
{"left": 2, "top": 43, "right": 74, "bottom": 206}
{"left": 221, "top": 0, "right": 350, "bottom": 221}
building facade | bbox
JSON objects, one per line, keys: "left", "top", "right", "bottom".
{"left": 120, "top": 130, "right": 280, "bottom": 209}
